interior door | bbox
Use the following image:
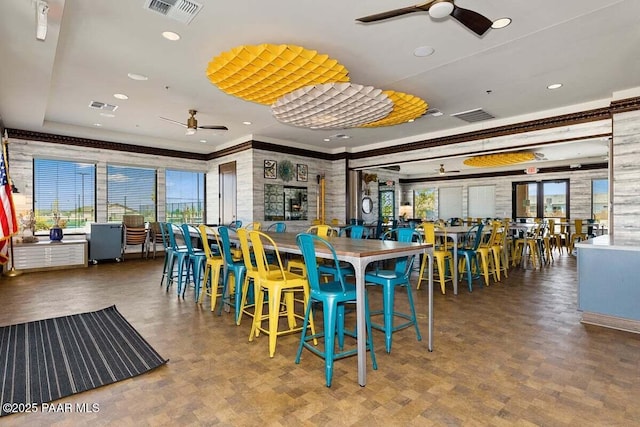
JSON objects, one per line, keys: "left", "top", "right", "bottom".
{"left": 219, "top": 161, "right": 237, "bottom": 226}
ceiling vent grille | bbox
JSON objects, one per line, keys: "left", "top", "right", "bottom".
{"left": 89, "top": 101, "right": 118, "bottom": 112}
{"left": 450, "top": 108, "right": 495, "bottom": 123}
{"left": 143, "top": 0, "right": 203, "bottom": 24}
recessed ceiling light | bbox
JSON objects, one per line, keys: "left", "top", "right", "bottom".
{"left": 113, "top": 93, "right": 128, "bottom": 100}
{"left": 323, "top": 138, "right": 330, "bottom": 142}
{"left": 407, "top": 119, "right": 415, "bottom": 123}
{"left": 199, "top": 139, "right": 207, "bottom": 143}
{"left": 127, "top": 73, "right": 148, "bottom": 81}
{"left": 242, "top": 121, "right": 252, "bottom": 125}
{"left": 491, "top": 18, "right": 512, "bottom": 29}
{"left": 162, "top": 31, "right": 180, "bottom": 41}
{"left": 93, "top": 123, "right": 102, "bottom": 127}
{"left": 413, "top": 46, "right": 435, "bottom": 57}
{"left": 99, "top": 113, "right": 115, "bottom": 118}
{"left": 547, "top": 83, "right": 563, "bottom": 90}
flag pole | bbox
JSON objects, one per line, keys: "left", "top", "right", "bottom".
{"left": 2, "top": 132, "right": 21, "bottom": 277}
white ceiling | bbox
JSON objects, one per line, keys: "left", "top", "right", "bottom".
{"left": 1, "top": 0, "right": 639, "bottom": 177}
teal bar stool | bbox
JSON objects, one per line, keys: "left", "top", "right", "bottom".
{"left": 217, "top": 226, "right": 247, "bottom": 320}
{"left": 295, "top": 233, "right": 377, "bottom": 387}
{"left": 266, "top": 222, "right": 287, "bottom": 232}
{"left": 165, "top": 223, "right": 191, "bottom": 296}
{"left": 366, "top": 227, "right": 422, "bottom": 353}
{"left": 180, "top": 223, "right": 206, "bottom": 301}
{"left": 457, "top": 224, "right": 485, "bottom": 292}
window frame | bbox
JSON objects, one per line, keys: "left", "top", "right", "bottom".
{"left": 32, "top": 158, "right": 96, "bottom": 233}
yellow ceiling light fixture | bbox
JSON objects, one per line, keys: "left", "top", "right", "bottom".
{"left": 464, "top": 151, "right": 536, "bottom": 167}
{"left": 358, "top": 90, "right": 428, "bottom": 128}
{"left": 271, "top": 82, "right": 393, "bottom": 129}
{"left": 206, "top": 44, "right": 350, "bottom": 105}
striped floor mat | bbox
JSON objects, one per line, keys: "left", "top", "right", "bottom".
{"left": 0, "top": 305, "right": 167, "bottom": 416}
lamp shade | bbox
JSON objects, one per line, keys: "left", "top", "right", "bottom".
{"left": 206, "top": 44, "right": 350, "bottom": 105}
{"left": 358, "top": 90, "right": 428, "bottom": 128}
{"left": 464, "top": 152, "right": 536, "bottom": 167}
{"left": 271, "top": 82, "right": 393, "bottom": 129}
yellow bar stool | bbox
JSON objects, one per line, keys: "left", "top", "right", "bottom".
{"left": 248, "top": 230, "right": 316, "bottom": 358}
{"left": 197, "top": 225, "right": 225, "bottom": 311}
{"left": 417, "top": 222, "right": 453, "bottom": 294}
{"left": 475, "top": 221, "right": 499, "bottom": 286}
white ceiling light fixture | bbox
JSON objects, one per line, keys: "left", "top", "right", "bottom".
{"left": 242, "top": 121, "right": 252, "bottom": 125}
{"left": 491, "top": 17, "right": 512, "bottom": 29}
{"left": 162, "top": 31, "right": 181, "bottom": 41}
{"left": 113, "top": 93, "right": 129, "bottom": 100}
{"left": 127, "top": 73, "right": 149, "bottom": 81}
{"left": 413, "top": 46, "right": 435, "bottom": 57}
{"left": 185, "top": 127, "right": 196, "bottom": 136}
{"left": 271, "top": 82, "right": 393, "bottom": 130}
{"left": 429, "top": 1, "right": 454, "bottom": 19}
{"left": 35, "top": 0, "right": 49, "bottom": 41}
{"left": 547, "top": 83, "right": 563, "bottom": 90}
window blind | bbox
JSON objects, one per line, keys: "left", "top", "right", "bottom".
{"left": 107, "top": 164, "right": 156, "bottom": 222}
{"left": 33, "top": 159, "right": 96, "bottom": 232}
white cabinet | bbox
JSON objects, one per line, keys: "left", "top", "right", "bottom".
{"left": 13, "top": 240, "right": 88, "bottom": 272}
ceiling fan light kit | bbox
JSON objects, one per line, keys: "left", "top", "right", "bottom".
{"left": 429, "top": 1, "right": 454, "bottom": 19}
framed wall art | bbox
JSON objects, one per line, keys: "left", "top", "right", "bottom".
{"left": 296, "top": 164, "right": 308, "bottom": 182}
{"left": 264, "top": 160, "right": 277, "bottom": 179}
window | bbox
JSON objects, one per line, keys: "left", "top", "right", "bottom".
{"left": 513, "top": 179, "right": 569, "bottom": 220}
{"left": 33, "top": 159, "right": 96, "bottom": 232}
{"left": 414, "top": 188, "right": 436, "bottom": 220}
{"left": 592, "top": 179, "right": 608, "bottom": 222}
{"left": 438, "top": 186, "right": 463, "bottom": 220}
{"left": 468, "top": 185, "right": 495, "bottom": 218}
{"left": 107, "top": 165, "right": 156, "bottom": 222}
{"left": 166, "top": 169, "right": 205, "bottom": 223}
{"left": 379, "top": 189, "right": 395, "bottom": 220}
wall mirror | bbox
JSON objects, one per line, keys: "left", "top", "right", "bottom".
{"left": 362, "top": 196, "right": 373, "bottom": 214}
{"left": 264, "top": 184, "right": 308, "bottom": 221}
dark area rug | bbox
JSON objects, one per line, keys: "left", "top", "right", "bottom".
{"left": 0, "top": 305, "right": 167, "bottom": 416}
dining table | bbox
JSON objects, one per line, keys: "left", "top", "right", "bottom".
{"left": 254, "top": 231, "right": 434, "bottom": 386}
{"left": 433, "top": 225, "right": 475, "bottom": 295}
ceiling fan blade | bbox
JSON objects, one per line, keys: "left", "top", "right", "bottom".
{"left": 356, "top": 3, "right": 433, "bottom": 23}
{"left": 159, "top": 117, "right": 187, "bottom": 128}
{"left": 450, "top": 5, "right": 493, "bottom": 36}
{"left": 198, "top": 125, "right": 229, "bottom": 131}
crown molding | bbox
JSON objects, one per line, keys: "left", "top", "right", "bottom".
{"left": 400, "top": 162, "right": 608, "bottom": 184}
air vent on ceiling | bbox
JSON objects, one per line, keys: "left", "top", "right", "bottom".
{"left": 143, "top": 0, "right": 203, "bottom": 24}
{"left": 89, "top": 101, "right": 118, "bottom": 112}
{"left": 450, "top": 108, "right": 495, "bottom": 123}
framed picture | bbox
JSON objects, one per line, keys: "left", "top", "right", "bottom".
{"left": 264, "top": 160, "right": 277, "bottom": 179}
{"left": 296, "top": 164, "right": 308, "bottom": 182}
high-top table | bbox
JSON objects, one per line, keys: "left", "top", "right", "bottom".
{"left": 433, "top": 225, "right": 474, "bottom": 295}
{"left": 257, "top": 231, "right": 434, "bottom": 386}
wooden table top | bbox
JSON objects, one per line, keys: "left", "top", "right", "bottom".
{"left": 258, "top": 231, "right": 431, "bottom": 258}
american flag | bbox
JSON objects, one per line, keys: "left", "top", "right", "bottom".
{"left": 0, "top": 142, "right": 18, "bottom": 264}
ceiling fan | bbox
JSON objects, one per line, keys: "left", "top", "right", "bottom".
{"left": 160, "top": 109, "right": 228, "bottom": 135}
{"left": 356, "top": 0, "right": 493, "bottom": 36}
{"left": 437, "top": 164, "right": 460, "bottom": 175}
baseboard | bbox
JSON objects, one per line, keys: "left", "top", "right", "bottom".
{"left": 581, "top": 312, "right": 640, "bottom": 334}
